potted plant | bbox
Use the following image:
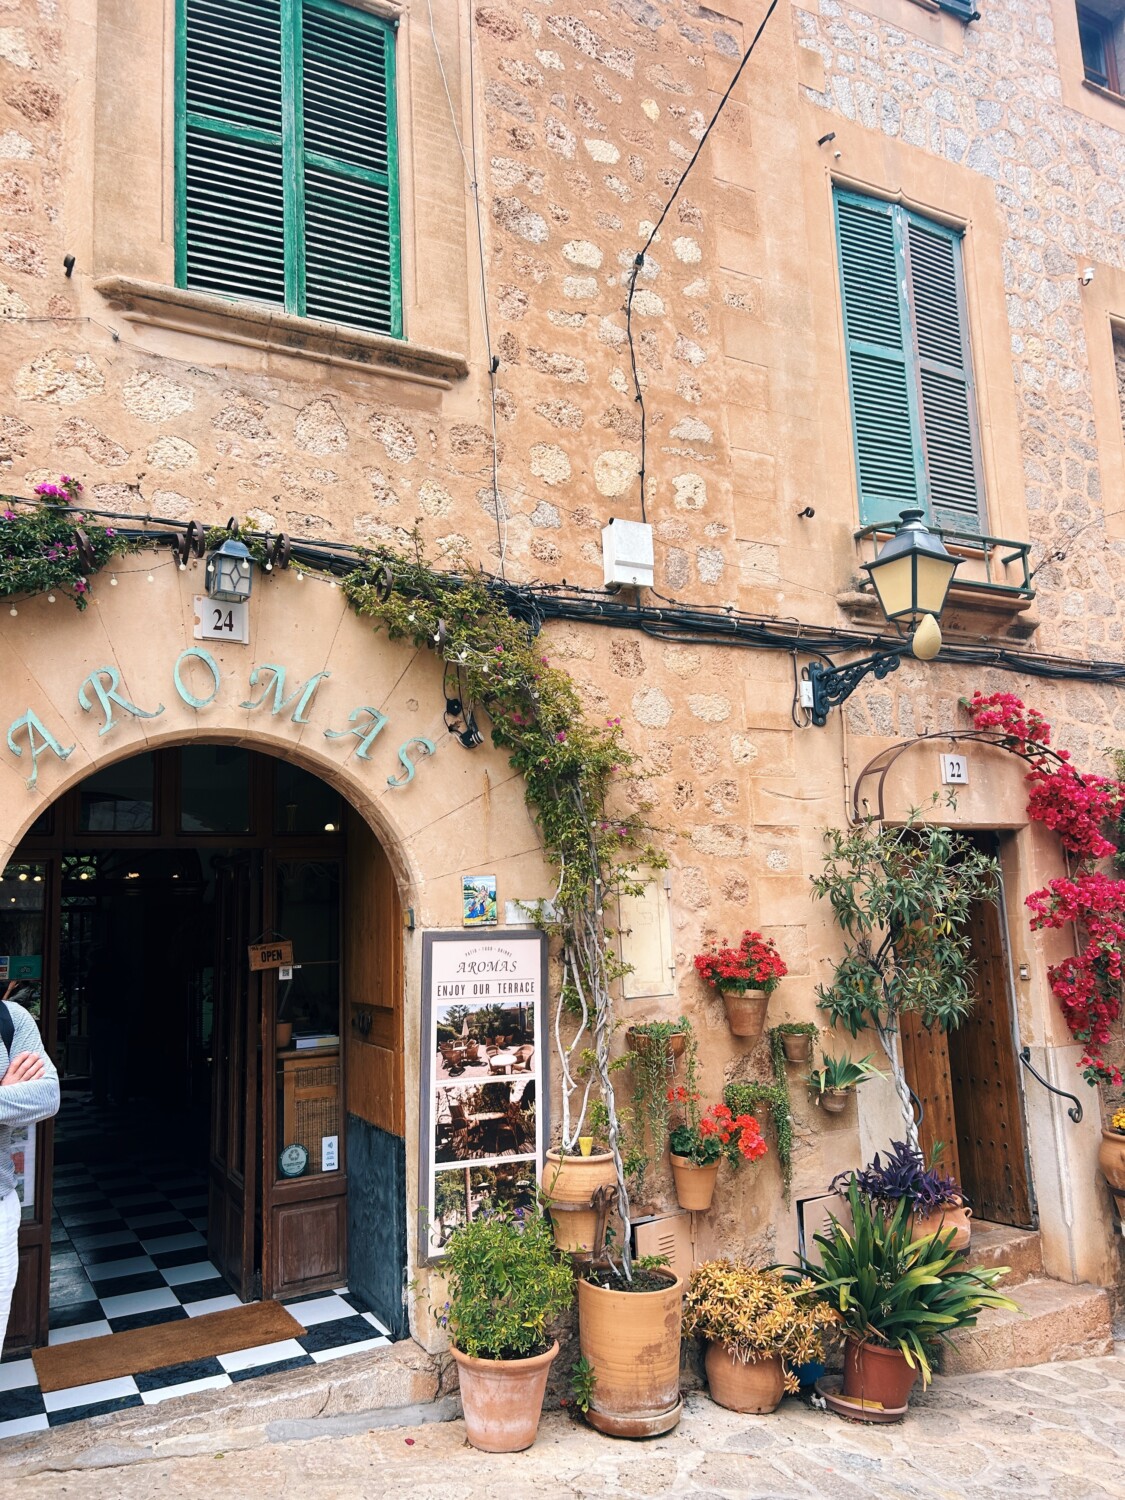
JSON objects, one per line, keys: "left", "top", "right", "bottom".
{"left": 772, "top": 1020, "right": 817, "bottom": 1065}
{"left": 693, "top": 930, "right": 788, "bottom": 1040}
{"left": 794, "top": 1179, "right": 1017, "bottom": 1416}
{"left": 1099, "top": 1106, "right": 1125, "bottom": 1213}
{"left": 807, "top": 1051, "right": 880, "bottom": 1113}
{"left": 683, "top": 1262, "right": 837, "bottom": 1413}
{"left": 836, "top": 1139, "right": 972, "bottom": 1251}
{"left": 541, "top": 1100, "right": 618, "bottom": 1255}
{"left": 625, "top": 1016, "right": 691, "bottom": 1189}
{"left": 812, "top": 812, "right": 999, "bottom": 1148}
{"left": 577, "top": 1256, "right": 684, "bottom": 1437}
{"left": 437, "top": 1206, "right": 574, "bottom": 1453}
{"left": 667, "top": 1058, "right": 767, "bottom": 1212}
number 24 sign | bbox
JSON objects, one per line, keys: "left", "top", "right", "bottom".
{"left": 193, "top": 596, "right": 249, "bottom": 645}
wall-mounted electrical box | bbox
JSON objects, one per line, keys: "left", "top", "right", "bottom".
{"left": 632, "top": 1211, "right": 692, "bottom": 1281}
{"left": 602, "top": 518, "right": 654, "bottom": 590}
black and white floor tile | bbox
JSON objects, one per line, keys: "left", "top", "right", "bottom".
{"left": 0, "top": 1158, "right": 391, "bottom": 1438}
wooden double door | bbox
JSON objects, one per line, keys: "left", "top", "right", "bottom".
{"left": 902, "top": 846, "right": 1035, "bottom": 1228}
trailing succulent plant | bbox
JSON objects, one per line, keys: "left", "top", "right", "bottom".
{"left": 834, "top": 1139, "right": 961, "bottom": 1213}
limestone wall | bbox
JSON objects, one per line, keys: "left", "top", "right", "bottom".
{"left": 2, "top": 0, "right": 1125, "bottom": 1290}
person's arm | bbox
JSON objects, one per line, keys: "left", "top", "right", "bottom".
{"left": 0, "top": 1005, "right": 60, "bottom": 1127}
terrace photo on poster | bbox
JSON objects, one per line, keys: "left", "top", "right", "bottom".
{"left": 434, "top": 999, "right": 536, "bottom": 1080}
{"left": 433, "top": 1079, "right": 536, "bottom": 1164}
{"left": 429, "top": 1161, "right": 538, "bottom": 1253}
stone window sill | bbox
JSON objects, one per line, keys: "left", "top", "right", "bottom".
{"left": 1082, "top": 78, "right": 1125, "bottom": 110}
{"left": 93, "top": 277, "right": 469, "bottom": 389}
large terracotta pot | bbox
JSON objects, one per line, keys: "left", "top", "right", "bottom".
{"left": 578, "top": 1267, "right": 683, "bottom": 1437}
{"left": 1098, "top": 1129, "right": 1125, "bottom": 1192}
{"left": 819, "top": 1087, "right": 851, "bottom": 1114}
{"left": 910, "top": 1200, "right": 972, "bottom": 1253}
{"left": 780, "top": 1031, "right": 813, "bottom": 1064}
{"left": 842, "top": 1338, "right": 917, "bottom": 1410}
{"left": 625, "top": 1028, "right": 688, "bottom": 1065}
{"left": 704, "top": 1344, "right": 785, "bottom": 1414}
{"left": 451, "top": 1340, "right": 559, "bottom": 1453}
{"left": 540, "top": 1150, "right": 617, "bottom": 1255}
{"left": 670, "top": 1154, "right": 719, "bottom": 1211}
{"left": 720, "top": 988, "right": 769, "bottom": 1040}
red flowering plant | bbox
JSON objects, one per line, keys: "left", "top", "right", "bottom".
{"left": 963, "top": 691, "right": 1125, "bottom": 1086}
{"left": 693, "top": 930, "right": 787, "bottom": 996}
{"left": 667, "top": 1086, "right": 768, "bottom": 1169}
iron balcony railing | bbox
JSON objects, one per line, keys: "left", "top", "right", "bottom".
{"left": 854, "top": 523, "right": 1035, "bottom": 605}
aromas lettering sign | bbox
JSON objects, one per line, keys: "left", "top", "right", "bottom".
{"left": 419, "top": 930, "right": 547, "bottom": 1261}
{"left": 4, "top": 652, "right": 436, "bottom": 791}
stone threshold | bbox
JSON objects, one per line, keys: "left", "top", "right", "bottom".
{"left": 0, "top": 1340, "right": 458, "bottom": 1476}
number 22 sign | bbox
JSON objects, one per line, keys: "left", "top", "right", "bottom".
{"left": 193, "top": 596, "right": 249, "bottom": 645}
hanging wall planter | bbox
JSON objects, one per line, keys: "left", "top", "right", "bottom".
{"left": 693, "top": 931, "right": 787, "bottom": 1044}
{"left": 669, "top": 1154, "right": 720, "bottom": 1211}
{"left": 720, "top": 987, "right": 769, "bottom": 1040}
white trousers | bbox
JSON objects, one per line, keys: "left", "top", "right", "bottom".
{"left": 0, "top": 1190, "right": 20, "bottom": 1353}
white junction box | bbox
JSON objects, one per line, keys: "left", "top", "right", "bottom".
{"left": 602, "top": 518, "right": 654, "bottom": 590}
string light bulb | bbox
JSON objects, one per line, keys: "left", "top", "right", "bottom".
{"left": 146, "top": 573, "right": 154, "bottom": 584}
{"left": 8, "top": 607, "right": 16, "bottom": 617}
{"left": 47, "top": 594, "right": 56, "bottom": 604}
{"left": 109, "top": 575, "right": 118, "bottom": 586}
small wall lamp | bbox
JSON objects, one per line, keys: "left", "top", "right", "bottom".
{"left": 206, "top": 534, "right": 254, "bottom": 603}
{"left": 805, "top": 510, "right": 959, "bottom": 727}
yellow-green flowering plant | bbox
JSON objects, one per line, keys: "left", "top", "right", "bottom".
{"left": 682, "top": 1262, "right": 837, "bottom": 1391}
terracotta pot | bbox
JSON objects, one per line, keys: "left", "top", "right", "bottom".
{"left": 910, "top": 1200, "right": 972, "bottom": 1253}
{"left": 275, "top": 1021, "right": 292, "bottom": 1049}
{"left": 625, "top": 1029, "right": 688, "bottom": 1066}
{"left": 670, "top": 1154, "right": 719, "bottom": 1211}
{"left": 704, "top": 1344, "right": 785, "bottom": 1414}
{"left": 578, "top": 1267, "right": 683, "bottom": 1437}
{"left": 842, "top": 1338, "right": 917, "bottom": 1410}
{"left": 451, "top": 1340, "right": 559, "bottom": 1453}
{"left": 780, "top": 1032, "right": 813, "bottom": 1064}
{"left": 720, "top": 988, "right": 769, "bottom": 1040}
{"left": 1098, "top": 1129, "right": 1125, "bottom": 1192}
{"left": 819, "top": 1087, "right": 851, "bottom": 1114}
{"left": 539, "top": 1149, "right": 617, "bottom": 1255}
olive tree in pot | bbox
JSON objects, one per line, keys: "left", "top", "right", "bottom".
{"left": 793, "top": 1179, "right": 1016, "bottom": 1417}
{"left": 438, "top": 1207, "right": 574, "bottom": 1453}
{"left": 811, "top": 812, "right": 1000, "bottom": 1148}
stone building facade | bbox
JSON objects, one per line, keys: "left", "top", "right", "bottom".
{"left": 2, "top": 0, "right": 1125, "bottom": 1376}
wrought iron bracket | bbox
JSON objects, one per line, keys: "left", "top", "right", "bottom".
{"left": 1019, "top": 1046, "right": 1083, "bottom": 1124}
{"left": 806, "top": 650, "right": 903, "bottom": 728}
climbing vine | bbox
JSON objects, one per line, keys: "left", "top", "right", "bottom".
{"left": 343, "top": 545, "right": 664, "bottom": 1277}
{"left": 724, "top": 1030, "right": 794, "bottom": 1204}
{"left": 964, "top": 691, "right": 1125, "bottom": 1087}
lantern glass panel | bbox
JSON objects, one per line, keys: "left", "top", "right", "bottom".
{"left": 868, "top": 553, "right": 916, "bottom": 621}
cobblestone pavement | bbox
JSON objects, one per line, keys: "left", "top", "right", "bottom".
{"left": 3, "top": 1353, "right": 1124, "bottom": 1498}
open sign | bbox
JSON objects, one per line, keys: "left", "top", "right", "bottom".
{"left": 248, "top": 940, "right": 294, "bottom": 971}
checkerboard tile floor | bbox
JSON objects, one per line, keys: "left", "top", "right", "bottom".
{"left": 0, "top": 1159, "right": 392, "bottom": 1438}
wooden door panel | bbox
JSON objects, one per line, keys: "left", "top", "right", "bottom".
{"left": 276, "top": 1197, "right": 345, "bottom": 1290}
{"left": 899, "top": 1011, "right": 962, "bottom": 1185}
{"left": 946, "top": 896, "right": 1033, "bottom": 1226}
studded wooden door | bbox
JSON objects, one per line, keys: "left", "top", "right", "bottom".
{"left": 945, "top": 893, "right": 1034, "bottom": 1227}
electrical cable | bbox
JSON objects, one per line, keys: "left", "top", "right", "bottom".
{"left": 624, "top": 0, "right": 780, "bottom": 523}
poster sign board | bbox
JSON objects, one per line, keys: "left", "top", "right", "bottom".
{"left": 248, "top": 940, "right": 294, "bottom": 971}
{"left": 419, "top": 930, "right": 548, "bottom": 1261}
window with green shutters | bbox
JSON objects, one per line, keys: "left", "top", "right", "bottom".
{"left": 175, "top": 0, "right": 401, "bottom": 338}
{"left": 833, "top": 190, "right": 986, "bottom": 536}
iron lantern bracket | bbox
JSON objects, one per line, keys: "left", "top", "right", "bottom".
{"left": 806, "top": 650, "right": 904, "bottom": 728}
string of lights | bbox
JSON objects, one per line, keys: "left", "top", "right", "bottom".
{"left": 4, "top": 495, "right": 1125, "bottom": 695}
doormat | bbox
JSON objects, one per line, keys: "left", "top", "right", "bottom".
{"left": 32, "top": 1300, "right": 306, "bottom": 1393}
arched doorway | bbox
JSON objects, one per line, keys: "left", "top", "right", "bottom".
{"left": 2, "top": 743, "right": 406, "bottom": 1358}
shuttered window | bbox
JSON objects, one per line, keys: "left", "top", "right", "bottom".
{"left": 834, "top": 190, "right": 985, "bottom": 535}
{"left": 175, "top": 0, "right": 401, "bottom": 337}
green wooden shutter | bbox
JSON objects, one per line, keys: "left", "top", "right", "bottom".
{"left": 906, "top": 218, "right": 984, "bottom": 535}
{"left": 299, "top": 0, "right": 400, "bottom": 335}
{"left": 179, "top": 0, "right": 287, "bottom": 307}
{"left": 835, "top": 194, "right": 925, "bottom": 527}
{"left": 937, "top": 0, "right": 979, "bottom": 20}
{"left": 177, "top": 0, "right": 400, "bottom": 337}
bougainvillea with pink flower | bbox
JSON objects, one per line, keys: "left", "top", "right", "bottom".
{"left": 964, "top": 690, "right": 1125, "bottom": 1086}
{"left": 0, "top": 476, "right": 128, "bottom": 609}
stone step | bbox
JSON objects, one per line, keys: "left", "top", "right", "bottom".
{"left": 967, "top": 1219, "right": 1043, "bottom": 1286}
{"left": 940, "top": 1277, "right": 1113, "bottom": 1375}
